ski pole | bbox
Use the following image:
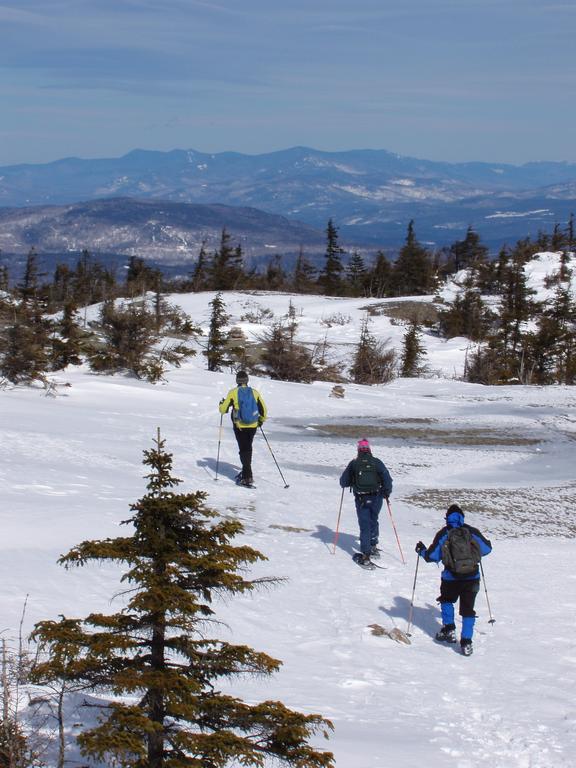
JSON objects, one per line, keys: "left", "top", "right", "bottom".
{"left": 332, "top": 487, "right": 345, "bottom": 554}
{"left": 480, "top": 560, "right": 495, "bottom": 624}
{"left": 215, "top": 413, "right": 224, "bottom": 481}
{"left": 406, "top": 553, "right": 420, "bottom": 637}
{"left": 259, "top": 426, "right": 289, "bottom": 488}
{"left": 386, "top": 498, "right": 406, "bottom": 565}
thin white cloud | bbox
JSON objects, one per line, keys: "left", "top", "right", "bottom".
{"left": 0, "top": 4, "right": 48, "bottom": 23}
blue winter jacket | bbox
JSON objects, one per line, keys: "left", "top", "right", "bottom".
{"left": 339, "top": 454, "right": 393, "bottom": 498}
{"left": 419, "top": 510, "right": 492, "bottom": 581}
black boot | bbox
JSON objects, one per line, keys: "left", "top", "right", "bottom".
{"left": 435, "top": 624, "right": 457, "bottom": 643}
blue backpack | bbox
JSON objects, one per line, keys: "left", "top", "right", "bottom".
{"left": 236, "top": 386, "right": 259, "bottom": 424}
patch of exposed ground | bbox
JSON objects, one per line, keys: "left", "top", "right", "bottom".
{"left": 310, "top": 423, "right": 541, "bottom": 446}
{"left": 405, "top": 486, "right": 576, "bottom": 538}
{"left": 361, "top": 300, "right": 439, "bottom": 325}
{"left": 269, "top": 524, "right": 313, "bottom": 533}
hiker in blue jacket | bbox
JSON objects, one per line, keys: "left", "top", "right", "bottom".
{"left": 219, "top": 371, "right": 267, "bottom": 487}
{"left": 340, "top": 438, "right": 393, "bottom": 566}
{"left": 415, "top": 504, "right": 492, "bottom": 656}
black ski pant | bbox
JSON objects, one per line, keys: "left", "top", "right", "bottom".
{"left": 437, "top": 578, "right": 480, "bottom": 618}
{"left": 233, "top": 425, "right": 257, "bottom": 480}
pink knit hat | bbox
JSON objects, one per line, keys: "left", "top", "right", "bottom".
{"left": 357, "top": 438, "right": 371, "bottom": 452}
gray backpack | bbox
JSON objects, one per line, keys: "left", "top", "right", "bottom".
{"left": 441, "top": 527, "right": 481, "bottom": 576}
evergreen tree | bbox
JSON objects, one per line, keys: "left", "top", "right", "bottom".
{"left": 89, "top": 300, "right": 195, "bottom": 382}
{"left": 529, "top": 284, "right": 576, "bottom": 384}
{"left": 189, "top": 240, "right": 210, "bottom": 292}
{"left": 345, "top": 252, "right": 367, "bottom": 296}
{"left": 292, "top": 246, "right": 317, "bottom": 293}
{"left": 0, "top": 265, "right": 9, "bottom": 293}
{"left": 350, "top": 316, "right": 396, "bottom": 384}
{"left": 49, "top": 263, "right": 73, "bottom": 310}
{"left": 263, "top": 255, "right": 286, "bottom": 290}
{"left": 210, "top": 229, "right": 244, "bottom": 291}
{"left": 71, "top": 250, "right": 116, "bottom": 313}
{"left": 497, "top": 247, "right": 537, "bottom": 356}
{"left": 550, "top": 223, "right": 566, "bottom": 252}
{"left": 391, "top": 221, "right": 434, "bottom": 296}
{"left": 205, "top": 292, "right": 229, "bottom": 371}
{"left": 259, "top": 318, "right": 318, "bottom": 382}
{"left": 50, "top": 301, "right": 88, "bottom": 370}
{"left": 31, "top": 433, "right": 334, "bottom": 768}
{"left": 567, "top": 213, "right": 575, "bottom": 252}
{"left": 18, "top": 248, "right": 41, "bottom": 305}
{"left": 400, "top": 321, "right": 427, "bottom": 377}
{"left": 367, "top": 251, "right": 392, "bottom": 298}
{"left": 439, "top": 289, "right": 493, "bottom": 342}
{"left": 126, "top": 256, "right": 161, "bottom": 297}
{"left": 446, "top": 226, "right": 489, "bottom": 275}
{"left": 318, "top": 219, "right": 345, "bottom": 296}
{"left": 0, "top": 293, "right": 53, "bottom": 384}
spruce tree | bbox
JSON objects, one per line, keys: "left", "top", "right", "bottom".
{"left": 350, "top": 316, "right": 396, "bottom": 384}
{"left": 446, "top": 226, "right": 489, "bottom": 275}
{"left": 530, "top": 284, "right": 576, "bottom": 384}
{"left": 189, "top": 241, "right": 210, "bottom": 292}
{"left": 210, "top": 229, "right": 244, "bottom": 291}
{"left": 391, "top": 221, "right": 434, "bottom": 296}
{"left": 50, "top": 301, "right": 88, "bottom": 370}
{"left": 259, "top": 320, "right": 318, "bottom": 382}
{"left": 439, "top": 289, "right": 492, "bottom": 342}
{"left": 367, "top": 251, "right": 392, "bottom": 298}
{"left": 318, "top": 219, "right": 344, "bottom": 296}
{"left": 400, "top": 321, "right": 427, "bottom": 377}
{"left": 0, "top": 264, "right": 9, "bottom": 293}
{"left": 0, "top": 297, "right": 52, "bottom": 384}
{"left": 567, "top": 213, "right": 575, "bottom": 252}
{"left": 264, "top": 255, "right": 286, "bottom": 290}
{"left": 89, "top": 300, "right": 196, "bottom": 382}
{"left": 31, "top": 433, "right": 333, "bottom": 768}
{"left": 292, "top": 247, "right": 317, "bottom": 293}
{"left": 126, "top": 256, "right": 160, "bottom": 297}
{"left": 205, "top": 292, "right": 229, "bottom": 372}
{"left": 18, "top": 248, "right": 41, "bottom": 305}
{"left": 345, "top": 252, "right": 367, "bottom": 296}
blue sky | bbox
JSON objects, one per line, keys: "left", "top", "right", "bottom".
{"left": 1, "top": 0, "right": 575, "bottom": 166}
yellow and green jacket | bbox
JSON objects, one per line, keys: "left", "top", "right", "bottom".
{"left": 219, "top": 385, "right": 267, "bottom": 429}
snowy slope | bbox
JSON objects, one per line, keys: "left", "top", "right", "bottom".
{"left": 1, "top": 282, "right": 576, "bottom": 767}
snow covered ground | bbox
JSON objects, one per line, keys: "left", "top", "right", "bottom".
{"left": 1, "top": 274, "right": 576, "bottom": 767}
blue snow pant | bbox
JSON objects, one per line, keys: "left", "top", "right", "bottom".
{"left": 438, "top": 578, "right": 479, "bottom": 640}
{"left": 354, "top": 493, "right": 383, "bottom": 555}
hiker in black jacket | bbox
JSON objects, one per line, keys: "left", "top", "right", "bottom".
{"left": 415, "top": 504, "right": 492, "bottom": 656}
{"left": 339, "top": 438, "right": 393, "bottom": 566}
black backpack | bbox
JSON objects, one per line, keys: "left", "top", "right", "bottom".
{"left": 441, "top": 526, "right": 481, "bottom": 576}
{"left": 353, "top": 454, "right": 381, "bottom": 494}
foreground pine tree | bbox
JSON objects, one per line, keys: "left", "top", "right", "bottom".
{"left": 31, "top": 432, "right": 334, "bottom": 768}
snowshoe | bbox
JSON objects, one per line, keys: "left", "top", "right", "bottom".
{"left": 352, "top": 552, "right": 376, "bottom": 570}
{"left": 461, "top": 640, "right": 473, "bottom": 656}
{"left": 370, "top": 545, "right": 381, "bottom": 559}
{"left": 236, "top": 475, "right": 255, "bottom": 489}
{"left": 435, "top": 625, "right": 457, "bottom": 643}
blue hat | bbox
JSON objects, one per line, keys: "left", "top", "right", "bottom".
{"left": 445, "top": 504, "right": 464, "bottom": 528}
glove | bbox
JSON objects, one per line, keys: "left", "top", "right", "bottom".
{"left": 219, "top": 398, "right": 224, "bottom": 405}
{"left": 257, "top": 416, "right": 264, "bottom": 426}
{"left": 415, "top": 541, "right": 426, "bottom": 554}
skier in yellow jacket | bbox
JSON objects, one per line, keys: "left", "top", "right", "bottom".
{"left": 219, "top": 371, "right": 267, "bottom": 487}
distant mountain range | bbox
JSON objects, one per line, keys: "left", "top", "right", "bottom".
{"left": 1, "top": 147, "right": 576, "bottom": 260}
{"left": 0, "top": 198, "right": 325, "bottom": 275}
